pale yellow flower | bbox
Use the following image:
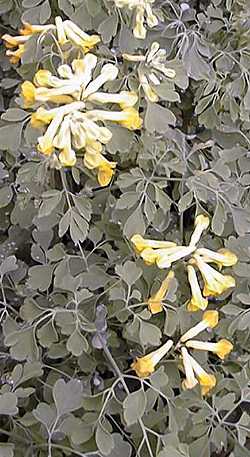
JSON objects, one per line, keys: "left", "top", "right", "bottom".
{"left": 3, "top": 17, "right": 100, "bottom": 64}
{"left": 195, "top": 248, "right": 238, "bottom": 269}
{"left": 189, "top": 354, "right": 216, "bottom": 395}
{"left": 181, "top": 347, "right": 198, "bottom": 390}
{"left": 113, "top": 0, "right": 158, "bottom": 39}
{"left": 186, "top": 339, "right": 233, "bottom": 360}
{"left": 155, "top": 246, "right": 195, "bottom": 269}
{"left": 130, "top": 234, "right": 177, "bottom": 253}
{"left": 147, "top": 270, "right": 175, "bottom": 314}
{"left": 123, "top": 42, "right": 177, "bottom": 102}
{"left": 193, "top": 254, "right": 236, "bottom": 297}
{"left": 180, "top": 310, "right": 219, "bottom": 343}
{"left": 187, "top": 265, "right": 208, "bottom": 312}
{"left": 131, "top": 340, "right": 173, "bottom": 378}
{"left": 189, "top": 215, "right": 210, "bottom": 247}
{"left": 22, "top": 55, "right": 141, "bottom": 180}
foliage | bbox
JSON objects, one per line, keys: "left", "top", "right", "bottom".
{"left": 0, "top": 1, "right": 250, "bottom": 456}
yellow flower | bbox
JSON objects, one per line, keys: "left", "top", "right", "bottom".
{"left": 6, "top": 45, "right": 25, "bottom": 64}
{"left": 134, "top": 5, "right": 147, "bottom": 39}
{"left": 195, "top": 248, "right": 238, "bottom": 269}
{"left": 130, "top": 234, "right": 177, "bottom": 254}
{"left": 131, "top": 340, "right": 173, "bottom": 378}
{"left": 181, "top": 347, "right": 198, "bottom": 390}
{"left": 194, "top": 255, "right": 236, "bottom": 297}
{"left": 84, "top": 147, "right": 116, "bottom": 186}
{"left": 37, "top": 113, "right": 65, "bottom": 155}
{"left": 63, "top": 20, "right": 100, "bottom": 51}
{"left": 88, "top": 91, "right": 138, "bottom": 109}
{"left": 138, "top": 69, "right": 159, "bottom": 102}
{"left": 189, "top": 355, "right": 216, "bottom": 395}
{"left": 155, "top": 245, "right": 195, "bottom": 269}
{"left": 113, "top": 0, "right": 158, "bottom": 39}
{"left": 21, "top": 81, "right": 36, "bottom": 107}
{"left": 19, "top": 22, "right": 54, "bottom": 36}
{"left": 187, "top": 265, "right": 208, "bottom": 312}
{"left": 189, "top": 215, "right": 210, "bottom": 247}
{"left": 186, "top": 339, "right": 233, "bottom": 360}
{"left": 180, "top": 310, "right": 219, "bottom": 343}
{"left": 147, "top": 270, "right": 175, "bottom": 314}
{"left": 140, "top": 248, "right": 160, "bottom": 265}
{"left": 22, "top": 55, "right": 141, "bottom": 182}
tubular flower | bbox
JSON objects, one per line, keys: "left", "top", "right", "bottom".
{"left": 189, "top": 215, "right": 210, "bottom": 247}
{"left": 147, "top": 270, "right": 175, "bottom": 314}
{"left": 131, "top": 340, "right": 173, "bottom": 378}
{"left": 3, "top": 17, "right": 100, "bottom": 64}
{"left": 193, "top": 254, "right": 236, "bottom": 297}
{"left": 186, "top": 339, "right": 233, "bottom": 360}
{"left": 181, "top": 347, "right": 198, "bottom": 390}
{"left": 123, "top": 42, "right": 178, "bottom": 102}
{"left": 113, "top": 0, "right": 158, "bottom": 39}
{"left": 130, "top": 234, "right": 176, "bottom": 254}
{"left": 189, "top": 355, "right": 216, "bottom": 395}
{"left": 187, "top": 265, "right": 208, "bottom": 312}
{"left": 195, "top": 248, "right": 238, "bottom": 269}
{"left": 21, "top": 56, "right": 142, "bottom": 182}
{"left": 180, "top": 310, "right": 219, "bottom": 343}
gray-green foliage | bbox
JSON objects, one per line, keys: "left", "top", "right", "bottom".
{"left": 0, "top": 0, "right": 250, "bottom": 456}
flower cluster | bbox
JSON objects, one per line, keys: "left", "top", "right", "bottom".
{"left": 8, "top": 36, "right": 142, "bottom": 186}
{"left": 2, "top": 17, "right": 100, "bottom": 64}
{"left": 131, "top": 310, "right": 233, "bottom": 394}
{"left": 113, "top": 0, "right": 158, "bottom": 39}
{"left": 123, "top": 42, "right": 177, "bottom": 102}
{"left": 131, "top": 215, "right": 238, "bottom": 312}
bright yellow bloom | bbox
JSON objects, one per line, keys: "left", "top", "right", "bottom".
{"left": 155, "top": 245, "right": 195, "bottom": 269}
{"left": 180, "top": 310, "right": 219, "bottom": 343}
{"left": 187, "top": 265, "right": 208, "bottom": 312}
{"left": 84, "top": 147, "right": 116, "bottom": 186}
{"left": 113, "top": 0, "right": 158, "bottom": 39}
{"left": 130, "top": 234, "right": 176, "bottom": 254}
{"left": 3, "top": 17, "right": 100, "bottom": 65}
{"left": 131, "top": 340, "right": 173, "bottom": 378}
{"left": 181, "top": 347, "right": 198, "bottom": 390}
{"left": 21, "top": 81, "right": 36, "bottom": 108}
{"left": 195, "top": 248, "right": 238, "bottom": 269}
{"left": 63, "top": 20, "right": 100, "bottom": 51}
{"left": 22, "top": 55, "right": 141, "bottom": 180}
{"left": 189, "top": 354, "right": 216, "bottom": 395}
{"left": 189, "top": 215, "right": 210, "bottom": 247}
{"left": 186, "top": 339, "right": 233, "bottom": 360}
{"left": 194, "top": 255, "right": 236, "bottom": 297}
{"left": 147, "top": 270, "right": 175, "bottom": 314}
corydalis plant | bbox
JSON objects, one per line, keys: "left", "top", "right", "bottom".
{"left": 16, "top": 47, "right": 142, "bottom": 185}
{"left": 2, "top": 17, "right": 100, "bottom": 63}
{"left": 131, "top": 310, "right": 233, "bottom": 395}
{"left": 131, "top": 215, "right": 238, "bottom": 311}
{"left": 112, "top": 0, "right": 158, "bottom": 39}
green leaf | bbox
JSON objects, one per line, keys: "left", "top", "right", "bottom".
{"left": 69, "top": 208, "right": 89, "bottom": 243}
{"left": 53, "top": 379, "right": 83, "bottom": 416}
{"left": 115, "top": 261, "right": 142, "bottom": 286}
{"left": 0, "top": 393, "right": 18, "bottom": 416}
{"left": 1, "top": 108, "right": 29, "bottom": 122}
{"left": 39, "top": 190, "right": 62, "bottom": 218}
{"left": 33, "top": 403, "right": 56, "bottom": 430}
{"left": 0, "top": 186, "right": 13, "bottom": 208}
{"left": 0, "top": 123, "right": 23, "bottom": 150}
{"left": 123, "top": 205, "right": 145, "bottom": 238}
{"left": 66, "top": 329, "right": 89, "bottom": 356}
{"left": 0, "top": 444, "right": 15, "bottom": 457}
{"left": 145, "top": 103, "right": 176, "bottom": 133}
{"left": 139, "top": 321, "right": 162, "bottom": 346}
{"left": 123, "top": 389, "right": 146, "bottom": 425}
{"left": 27, "top": 265, "right": 54, "bottom": 292}
{"left": 96, "top": 424, "right": 115, "bottom": 455}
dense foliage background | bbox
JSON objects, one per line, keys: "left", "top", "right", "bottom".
{"left": 0, "top": 0, "right": 250, "bottom": 456}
